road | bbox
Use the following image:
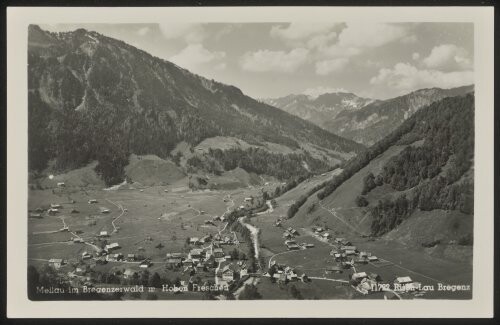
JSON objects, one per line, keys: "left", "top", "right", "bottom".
{"left": 105, "top": 198, "right": 126, "bottom": 232}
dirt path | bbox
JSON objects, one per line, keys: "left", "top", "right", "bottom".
{"left": 105, "top": 198, "right": 125, "bottom": 232}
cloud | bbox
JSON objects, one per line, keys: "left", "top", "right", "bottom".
{"left": 370, "top": 62, "right": 474, "bottom": 94}
{"left": 136, "top": 26, "right": 151, "bottom": 36}
{"left": 240, "top": 48, "right": 309, "bottom": 73}
{"left": 271, "top": 23, "right": 339, "bottom": 41}
{"left": 303, "top": 86, "right": 349, "bottom": 99}
{"left": 338, "top": 23, "right": 410, "bottom": 48}
{"left": 170, "top": 43, "right": 226, "bottom": 71}
{"left": 422, "top": 44, "right": 472, "bottom": 71}
{"left": 412, "top": 52, "right": 420, "bottom": 60}
{"left": 315, "top": 58, "right": 349, "bottom": 75}
{"left": 158, "top": 23, "right": 206, "bottom": 43}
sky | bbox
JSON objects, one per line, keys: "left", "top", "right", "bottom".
{"left": 41, "top": 22, "right": 474, "bottom": 100}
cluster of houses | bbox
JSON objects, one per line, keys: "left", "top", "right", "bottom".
{"left": 263, "top": 261, "right": 309, "bottom": 283}
{"left": 218, "top": 260, "right": 249, "bottom": 282}
{"left": 188, "top": 233, "right": 238, "bottom": 247}
{"left": 313, "top": 226, "right": 332, "bottom": 240}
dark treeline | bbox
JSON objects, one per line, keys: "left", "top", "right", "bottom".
{"left": 187, "top": 147, "right": 330, "bottom": 181}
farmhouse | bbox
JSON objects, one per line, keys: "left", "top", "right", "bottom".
{"left": 88, "top": 199, "right": 98, "bottom": 204}
{"left": 345, "top": 250, "right": 357, "bottom": 256}
{"left": 50, "top": 203, "right": 62, "bottom": 209}
{"left": 244, "top": 197, "right": 252, "bottom": 202}
{"left": 73, "top": 237, "right": 84, "bottom": 243}
{"left": 368, "top": 256, "right": 379, "bottom": 262}
{"left": 325, "top": 265, "right": 343, "bottom": 274}
{"left": 352, "top": 272, "right": 368, "bottom": 282}
{"left": 100, "top": 207, "right": 110, "bottom": 214}
{"left": 282, "top": 231, "right": 292, "bottom": 239}
{"left": 99, "top": 231, "right": 109, "bottom": 237}
{"left": 57, "top": 182, "right": 66, "bottom": 187}
{"left": 81, "top": 251, "right": 91, "bottom": 260}
{"left": 189, "top": 237, "right": 201, "bottom": 245}
{"left": 166, "top": 257, "right": 182, "bottom": 267}
{"left": 303, "top": 243, "right": 315, "bottom": 248}
{"left": 49, "top": 258, "right": 64, "bottom": 269}
{"left": 394, "top": 276, "right": 413, "bottom": 285}
{"left": 183, "top": 258, "right": 193, "bottom": 267}
{"left": 313, "top": 227, "right": 324, "bottom": 233}
{"left": 219, "top": 264, "right": 239, "bottom": 282}
{"left": 70, "top": 209, "right": 79, "bottom": 214}
{"left": 105, "top": 243, "right": 121, "bottom": 252}
{"left": 140, "top": 260, "right": 152, "bottom": 268}
{"left": 322, "top": 232, "right": 331, "bottom": 239}
{"left": 286, "top": 242, "right": 300, "bottom": 250}
{"left": 341, "top": 245, "right": 357, "bottom": 252}
{"left": 189, "top": 248, "right": 204, "bottom": 259}
{"left": 47, "top": 208, "right": 59, "bottom": 215}
{"left": 127, "top": 254, "right": 136, "bottom": 261}
{"left": 213, "top": 248, "right": 224, "bottom": 258}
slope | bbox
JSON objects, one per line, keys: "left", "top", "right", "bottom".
{"left": 28, "top": 25, "right": 364, "bottom": 185}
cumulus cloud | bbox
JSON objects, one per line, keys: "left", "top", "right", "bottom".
{"left": 271, "top": 23, "right": 339, "bottom": 42}
{"left": 338, "top": 23, "right": 409, "bottom": 48}
{"left": 412, "top": 52, "right": 420, "bottom": 60}
{"left": 170, "top": 43, "right": 226, "bottom": 71}
{"left": 422, "top": 44, "right": 472, "bottom": 71}
{"left": 370, "top": 62, "right": 474, "bottom": 94}
{"left": 240, "top": 48, "right": 309, "bottom": 73}
{"left": 303, "top": 86, "right": 349, "bottom": 98}
{"left": 315, "top": 58, "right": 349, "bottom": 75}
{"left": 158, "top": 23, "right": 206, "bottom": 43}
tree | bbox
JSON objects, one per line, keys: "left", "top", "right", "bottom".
{"left": 238, "top": 284, "right": 262, "bottom": 300}
{"left": 355, "top": 195, "right": 369, "bottom": 207}
{"left": 289, "top": 285, "right": 303, "bottom": 299}
{"left": 149, "top": 272, "right": 162, "bottom": 288}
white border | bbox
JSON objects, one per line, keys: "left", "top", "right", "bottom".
{"left": 7, "top": 6, "right": 494, "bottom": 318}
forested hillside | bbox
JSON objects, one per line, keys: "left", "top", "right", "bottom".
{"left": 28, "top": 25, "right": 363, "bottom": 185}
{"left": 307, "top": 93, "right": 474, "bottom": 237}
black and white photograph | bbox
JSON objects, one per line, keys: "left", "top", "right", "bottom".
{"left": 6, "top": 6, "right": 494, "bottom": 318}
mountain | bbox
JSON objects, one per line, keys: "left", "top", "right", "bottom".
{"left": 289, "top": 93, "right": 474, "bottom": 258}
{"left": 325, "top": 85, "right": 474, "bottom": 146}
{"left": 28, "top": 25, "right": 364, "bottom": 185}
{"left": 262, "top": 92, "right": 375, "bottom": 131}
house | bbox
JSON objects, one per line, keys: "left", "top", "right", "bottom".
{"left": 81, "top": 251, "right": 91, "bottom": 260}
{"left": 313, "top": 227, "right": 324, "bottom": 233}
{"left": 368, "top": 256, "right": 379, "bottom": 262}
{"left": 244, "top": 197, "right": 252, "bottom": 202}
{"left": 50, "top": 203, "right": 62, "bottom": 209}
{"left": 123, "top": 269, "right": 137, "bottom": 279}
{"left": 57, "top": 182, "right": 66, "bottom": 187}
{"left": 105, "top": 243, "right": 121, "bottom": 252}
{"left": 99, "top": 231, "right": 109, "bottom": 237}
{"left": 183, "top": 258, "right": 193, "bottom": 267}
{"left": 200, "top": 235, "right": 212, "bottom": 243}
{"left": 213, "top": 248, "right": 224, "bottom": 258}
{"left": 88, "top": 199, "right": 98, "bottom": 204}
{"left": 341, "top": 245, "right": 357, "bottom": 252}
{"left": 189, "top": 237, "right": 200, "bottom": 245}
{"left": 127, "top": 254, "right": 136, "bottom": 262}
{"left": 394, "top": 276, "right": 413, "bottom": 285}
{"left": 47, "top": 208, "right": 59, "bottom": 215}
{"left": 29, "top": 212, "right": 42, "bottom": 219}
{"left": 220, "top": 265, "right": 235, "bottom": 281}
{"left": 322, "top": 232, "right": 331, "bottom": 239}
{"left": 49, "top": 258, "right": 64, "bottom": 269}
{"left": 70, "top": 209, "right": 79, "bottom": 214}
{"left": 140, "top": 260, "right": 152, "bottom": 268}
{"left": 325, "top": 265, "right": 343, "bottom": 274}
{"left": 303, "top": 243, "right": 315, "bottom": 248}
{"left": 189, "top": 248, "right": 204, "bottom": 259}
{"left": 299, "top": 274, "right": 309, "bottom": 282}
{"left": 345, "top": 250, "right": 357, "bottom": 256}
{"left": 166, "top": 257, "right": 182, "bottom": 267}
{"left": 73, "top": 237, "right": 84, "bottom": 243}
{"left": 352, "top": 272, "right": 368, "bottom": 282}
{"left": 286, "top": 242, "right": 300, "bottom": 250}
{"left": 100, "top": 207, "right": 110, "bottom": 214}
{"left": 283, "top": 231, "right": 292, "bottom": 239}
{"left": 359, "top": 251, "right": 368, "bottom": 258}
